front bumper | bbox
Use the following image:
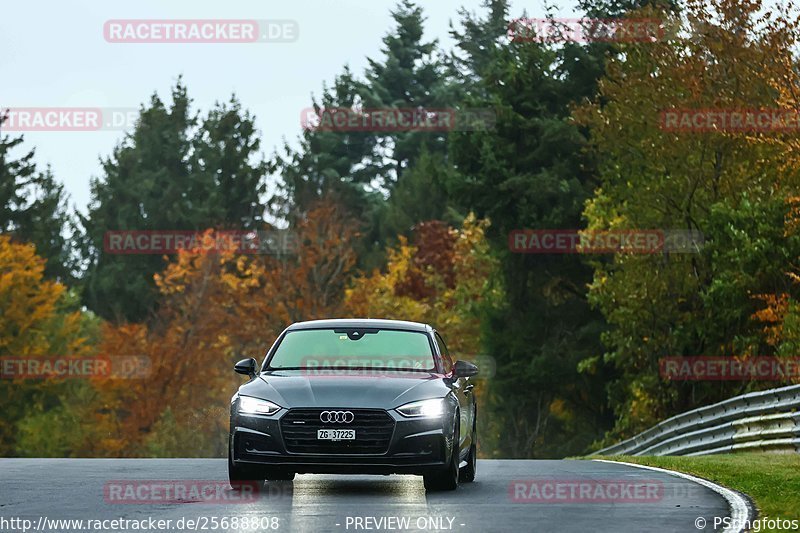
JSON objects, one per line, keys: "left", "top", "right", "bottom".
{"left": 230, "top": 406, "right": 455, "bottom": 475}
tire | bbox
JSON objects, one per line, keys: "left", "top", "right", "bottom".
{"left": 459, "top": 442, "right": 476, "bottom": 483}
{"left": 228, "top": 443, "right": 264, "bottom": 489}
{"left": 423, "top": 419, "right": 459, "bottom": 492}
{"left": 459, "top": 409, "right": 477, "bottom": 483}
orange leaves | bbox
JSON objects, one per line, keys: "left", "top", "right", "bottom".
{"left": 752, "top": 293, "right": 790, "bottom": 346}
{"left": 394, "top": 221, "right": 456, "bottom": 300}
{"left": 576, "top": 0, "right": 800, "bottom": 233}
{"left": 751, "top": 196, "right": 800, "bottom": 349}
{"left": 95, "top": 200, "right": 360, "bottom": 455}
{"left": 344, "top": 215, "right": 499, "bottom": 355}
{"left": 0, "top": 236, "right": 62, "bottom": 352}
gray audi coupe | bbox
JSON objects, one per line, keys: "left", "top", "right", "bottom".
{"left": 228, "top": 319, "right": 479, "bottom": 491}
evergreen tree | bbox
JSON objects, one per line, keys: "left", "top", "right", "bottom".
{"left": 193, "top": 96, "right": 268, "bottom": 229}
{"left": 380, "top": 149, "right": 458, "bottom": 239}
{"left": 270, "top": 2, "right": 460, "bottom": 266}
{"left": 448, "top": 0, "right": 510, "bottom": 93}
{"left": 0, "top": 123, "right": 36, "bottom": 229}
{"left": 269, "top": 67, "right": 380, "bottom": 221}
{"left": 447, "top": 9, "right": 613, "bottom": 457}
{"left": 0, "top": 117, "right": 73, "bottom": 282}
{"left": 361, "top": 0, "right": 454, "bottom": 184}
{"left": 80, "top": 82, "right": 268, "bottom": 322}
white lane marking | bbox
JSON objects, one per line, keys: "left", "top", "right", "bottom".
{"left": 593, "top": 459, "right": 753, "bottom": 533}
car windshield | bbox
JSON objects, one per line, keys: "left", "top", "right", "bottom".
{"left": 267, "top": 328, "right": 435, "bottom": 372}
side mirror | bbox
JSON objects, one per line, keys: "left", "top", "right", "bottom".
{"left": 453, "top": 360, "right": 479, "bottom": 378}
{"left": 234, "top": 358, "right": 257, "bottom": 377}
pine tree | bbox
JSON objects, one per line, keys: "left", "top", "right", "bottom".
{"left": 192, "top": 96, "right": 268, "bottom": 229}
{"left": 362, "top": 0, "right": 454, "bottom": 185}
{"left": 0, "top": 117, "right": 73, "bottom": 282}
{"left": 80, "top": 81, "right": 268, "bottom": 322}
{"left": 269, "top": 67, "right": 380, "bottom": 221}
{"left": 446, "top": 7, "right": 613, "bottom": 457}
{"left": 448, "top": 0, "right": 510, "bottom": 92}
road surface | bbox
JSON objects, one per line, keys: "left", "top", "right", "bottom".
{"left": 0, "top": 459, "right": 733, "bottom": 532}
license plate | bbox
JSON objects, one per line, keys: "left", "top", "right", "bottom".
{"left": 317, "top": 429, "right": 355, "bottom": 440}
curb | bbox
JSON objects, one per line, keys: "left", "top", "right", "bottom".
{"left": 593, "top": 459, "right": 756, "bottom": 533}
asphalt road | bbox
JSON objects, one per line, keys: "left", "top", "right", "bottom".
{"left": 0, "top": 459, "right": 732, "bottom": 533}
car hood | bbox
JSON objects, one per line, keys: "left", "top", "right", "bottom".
{"left": 237, "top": 370, "right": 450, "bottom": 409}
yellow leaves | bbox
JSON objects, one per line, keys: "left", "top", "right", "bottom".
{"left": 752, "top": 293, "right": 791, "bottom": 345}
{"left": 344, "top": 215, "right": 500, "bottom": 356}
{"left": 0, "top": 236, "right": 101, "bottom": 455}
{"left": 784, "top": 196, "right": 800, "bottom": 236}
{"left": 549, "top": 398, "right": 573, "bottom": 423}
{"left": 0, "top": 235, "right": 83, "bottom": 357}
{"left": 577, "top": 0, "right": 800, "bottom": 217}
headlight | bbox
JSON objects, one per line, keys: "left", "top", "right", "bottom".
{"left": 396, "top": 398, "right": 446, "bottom": 418}
{"left": 238, "top": 396, "right": 281, "bottom": 416}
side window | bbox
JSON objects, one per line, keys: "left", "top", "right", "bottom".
{"left": 435, "top": 332, "right": 454, "bottom": 374}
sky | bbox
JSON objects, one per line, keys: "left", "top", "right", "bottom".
{"left": 1, "top": 0, "right": 578, "bottom": 213}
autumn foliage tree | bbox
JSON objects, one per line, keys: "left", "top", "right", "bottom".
{"left": 12, "top": 0, "right": 800, "bottom": 460}
{"left": 0, "top": 235, "right": 99, "bottom": 456}
{"left": 574, "top": 0, "right": 800, "bottom": 441}
{"left": 344, "top": 215, "right": 502, "bottom": 455}
{"left": 345, "top": 215, "right": 500, "bottom": 354}
{"left": 94, "top": 201, "right": 359, "bottom": 456}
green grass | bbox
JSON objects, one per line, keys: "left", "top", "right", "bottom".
{"left": 590, "top": 454, "right": 800, "bottom": 531}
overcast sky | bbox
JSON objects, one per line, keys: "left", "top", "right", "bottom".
{"left": 1, "top": 0, "right": 578, "bottom": 213}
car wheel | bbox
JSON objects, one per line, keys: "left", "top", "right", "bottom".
{"left": 423, "top": 419, "right": 459, "bottom": 492}
{"left": 265, "top": 471, "right": 295, "bottom": 481}
{"left": 459, "top": 441, "right": 476, "bottom": 483}
{"left": 228, "top": 443, "right": 264, "bottom": 489}
{"left": 459, "top": 414, "right": 477, "bottom": 483}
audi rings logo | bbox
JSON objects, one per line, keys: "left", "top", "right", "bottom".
{"left": 320, "top": 410, "right": 354, "bottom": 423}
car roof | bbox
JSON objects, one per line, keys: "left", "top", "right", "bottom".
{"left": 285, "top": 318, "right": 432, "bottom": 333}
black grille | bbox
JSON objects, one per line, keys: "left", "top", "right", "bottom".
{"left": 280, "top": 409, "right": 395, "bottom": 454}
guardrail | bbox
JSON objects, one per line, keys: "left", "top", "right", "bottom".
{"left": 595, "top": 384, "right": 800, "bottom": 456}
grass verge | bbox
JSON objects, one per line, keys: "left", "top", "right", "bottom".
{"left": 590, "top": 454, "right": 800, "bottom": 531}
